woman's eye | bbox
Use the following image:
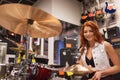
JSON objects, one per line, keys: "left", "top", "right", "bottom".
{"left": 84, "top": 31, "right": 87, "bottom": 33}
{"left": 90, "top": 30, "right": 93, "bottom": 32}
{"left": 84, "top": 30, "right": 93, "bottom": 33}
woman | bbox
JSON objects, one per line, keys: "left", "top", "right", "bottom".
{"left": 78, "top": 21, "right": 120, "bottom": 80}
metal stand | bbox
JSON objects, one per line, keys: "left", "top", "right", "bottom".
{"left": 20, "top": 32, "right": 31, "bottom": 80}
{"left": 6, "top": 33, "right": 32, "bottom": 80}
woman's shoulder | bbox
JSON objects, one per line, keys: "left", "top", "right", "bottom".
{"left": 102, "top": 41, "right": 112, "bottom": 47}
{"left": 102, "top": 41, "right": 114, "bottom": 52}
{"left": 95, "top": 41, "right": 111, "bottom": 48}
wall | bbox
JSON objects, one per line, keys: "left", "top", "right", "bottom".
{"left": 52, "top": 0, "right": 82, "bottom": 25}
{"left": 100, "top": 0, "right": 120, "bottom": 55}
{"left": 112, "top": 0, "right": 120, "bottom": 55}
{"left": 34, "top": 0, "right": 52, "bottom": 14}
{"left": 34, "top": 0, "right": 82, "bottom": 25}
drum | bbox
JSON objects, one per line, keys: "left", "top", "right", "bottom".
{"left": 28, "top": 65, "right": 52, "bottom": 80}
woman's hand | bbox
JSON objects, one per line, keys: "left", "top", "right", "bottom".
{"left": 92, "top": 71, "right": 103, "bottom": 80}
{"left": 86, "top": 65, "right": 96, "bottom": 73}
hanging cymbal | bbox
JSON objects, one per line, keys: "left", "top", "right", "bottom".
{"left": 0, "top": 3, "right": 62, "bottom": 38}
{"left": 28, "top": 50, "right": 35, "bottom": 54}
{"left": 9, "top": 47, "right": 24, "bottom": 52}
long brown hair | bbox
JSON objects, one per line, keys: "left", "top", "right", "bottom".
{"left": 80, "top": 21, "right": 104, "bottom": 52}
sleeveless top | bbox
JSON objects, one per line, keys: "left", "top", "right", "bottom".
{"left": 81, "top": 41, "right": 111, "bottom": 70}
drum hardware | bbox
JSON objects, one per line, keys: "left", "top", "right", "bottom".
{"left": 30, "top": 65, "right": 38, "bottom": 76}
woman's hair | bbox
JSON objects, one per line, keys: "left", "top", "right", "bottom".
{"left": 80, "top": 21, "right": 104, "bottom": 52}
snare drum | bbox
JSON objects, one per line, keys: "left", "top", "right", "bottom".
{"left": 28, "top": 65, "right": 52, "bottom": 80}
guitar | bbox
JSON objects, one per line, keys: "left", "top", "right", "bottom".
{"left": 95, "top": 0, "right": 105, "bottom": 23}
{"left": 80, "top": 13, "right": 88, "bottom": 24}
{"left": 95, "top": 7, "right": 104, "bottom": 23}
{"left": 87, "top": 10, "right": 95, "bottom": 21}
{"left": 80, "top": 1, "right": 88, "bottom": 24}
{"left": 105, "top": 2, "right": 116, "bottom": 14}
{"left": 105, "top": 1, "right": 116, "bottom": 21}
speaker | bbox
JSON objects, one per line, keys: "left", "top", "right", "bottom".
{"left": 107, "top": 26, "right": 120, "bottom": 39}
{"left": 111, "top": 42, "right": 120, "bottom": 48}
{"left": 60, "top": 48, "right": 77, "bottom": 67}
{"left": 54, "top": 40, "right": 64, "bottom": 64}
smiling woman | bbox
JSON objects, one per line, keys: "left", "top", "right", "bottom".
{"left": 77, "top": 21, "right": 120, "bottom": 80}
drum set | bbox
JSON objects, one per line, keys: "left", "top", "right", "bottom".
{"left": 0, "top": 3, "right": 93, "bottom": 80}
{"left": 0, "top": 47, "right": 93, "bottom": 80}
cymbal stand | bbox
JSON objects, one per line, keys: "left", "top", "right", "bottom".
{"left": 6, "top": 33, "right": 31, "bottom": 80}
{"left": 24, "top": 32, "right": 30, "bottom": 62}
{"left": 19, "top": 19, "right": 35, "bottom": 79}
{"left": 10, "top": 32, "right": 31, "bottom": 80}
{"left": 20, "top": 32, "right": 31, "bottom": 79}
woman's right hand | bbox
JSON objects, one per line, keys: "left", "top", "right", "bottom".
{"left": 86, "top": 65, "right": 96, "bottom": 73}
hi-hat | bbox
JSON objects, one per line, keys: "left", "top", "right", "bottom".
{"left": 0, "top": 3, "right": 62, "bottom": 38}
{"left": 9, "top": 47, "right": 24, "bottom": 52}
{"left": 71, "top": 64, "right": 94, "bottom": 75}
{"left": 5, "top": 37, "right": 23, "bottom": 48}
{"left": 10, "top": 47, "right": 35, "bottom": 54}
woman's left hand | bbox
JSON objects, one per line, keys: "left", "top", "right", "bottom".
{"left": 92, "top": 71, "right": 103, "bottom": 80}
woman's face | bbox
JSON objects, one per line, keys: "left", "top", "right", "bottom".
{"left": 83, "top": 26, "right": 94, "bottom": 42}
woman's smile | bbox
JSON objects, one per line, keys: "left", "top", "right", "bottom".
{"left": 84, "top": 26, "right": 94, "bottom": 42}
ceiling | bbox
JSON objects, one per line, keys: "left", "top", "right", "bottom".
{"left": 0, "top": 0, "right": 38, "bottom": 5}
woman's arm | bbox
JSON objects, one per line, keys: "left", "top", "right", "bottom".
{"left": 92, "top": 41, "right": 120, "bottom": 80}
{"left": 101, "top": 41, "right": 120, "bottom": 76}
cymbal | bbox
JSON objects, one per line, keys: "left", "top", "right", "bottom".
{"left": 28, "top": 50, "right": 35, "bottom": 54}
{"left": 0, "top": 3, "right": 62, "bottom": 38}
{"left": 71, "top": 64, "right": 93, "bottom": 75}
{"left": 10, "top": 47, "right": 35, "bottom": 54}
{"left": 9, "top": 47, "right": 24, "bottom": 52}
{"left": 5, "top": 37, "right": 23, "bottom": 48}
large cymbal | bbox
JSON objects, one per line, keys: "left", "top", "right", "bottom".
{"left": 0, "top": 3, "right": 62, "bottom": 38}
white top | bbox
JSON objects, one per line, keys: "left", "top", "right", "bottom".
{"left": 81, "top": 41, "right": 111, "bottom": 70}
